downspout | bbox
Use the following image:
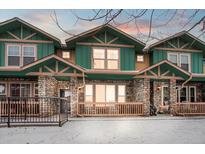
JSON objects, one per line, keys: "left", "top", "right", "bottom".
{"left": 182, "top": 74, "right": 192, "bottom": 88}
{"left": 76, "top": 72, "right": 86, "bottom": 116}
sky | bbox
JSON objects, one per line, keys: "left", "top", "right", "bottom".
{"left": 0, "top": 9, "right": 205, "bottom": 44}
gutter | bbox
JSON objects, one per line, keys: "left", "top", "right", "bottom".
{"left": 182, "top": 74, "right": 192, "bottom": 88}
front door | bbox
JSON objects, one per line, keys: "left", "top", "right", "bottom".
{"left": 59, "top": 89, "right": 71, "bottom": 115}
{"left": 160, "top": 86, "right": 170, "bottom": 113}
{"left": 162, "top": 86, "right": 169, "bottom": 106}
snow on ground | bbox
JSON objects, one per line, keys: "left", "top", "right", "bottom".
{"left": 1, "top": 116, "right": 205, "bottom": 144}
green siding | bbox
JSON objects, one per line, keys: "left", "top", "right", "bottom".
{"left": 0, "top": 42, "right": 54, "bottom": 66}
{"left": 37, "top": 43, "right": 55, "bottom": 59}
{"left": 76, "top": 45, "right": 135, "bottom": 70}
{"left": 191, "top": 52, "right": 203, "bottom": 73}
{"left": 76, "top": 45, "right": 91, "bottom": 69}
{"left": 120, "top": 47, "right": 135, "bottom": 70}
{"left": 152, "top": 49, "right": 203, "bottom": 73}
{"left": 152, "top": 49, "right": 167, "bottom": 64}
{"left": 0, "top": 42, "right": 5, "bottom": 66}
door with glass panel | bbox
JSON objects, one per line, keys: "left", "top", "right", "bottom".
{"left": 161, "top": 86, "right": 169, "bottom": 106}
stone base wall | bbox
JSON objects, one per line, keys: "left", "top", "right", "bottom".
{"left": 38, "top": 76, "right": 58, "bottom": 116}
{"left": 134, "top": 79, "right": 150, "bottom": 116}
{"left": 153, "top": 80, "right": 177, "bottom": 112}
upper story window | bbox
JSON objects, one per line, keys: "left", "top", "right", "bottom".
{"left": 6, "top": 44, "right": 36, "bottom": 67}
{"left": 62, "top": 51, "right": 70, "bottom": 59}
{"left": 93, "top": 48, "right": 119, "bottom": 70}
{"left": 137, "top": 55, "right": 144, "bottom": 62}
{"left": 168, "top": 52, "right": 191, "bottom": 72}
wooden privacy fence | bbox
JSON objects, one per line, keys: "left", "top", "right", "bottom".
{"left": 172, "top": 103, "right": 205, "bottom": 116}
{"left": 77, "top": 102, "right": 144, "bottom": 116}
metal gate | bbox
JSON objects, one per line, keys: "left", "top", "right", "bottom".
{"left": 0, "top": 97, "right": 70, "bottom": 127}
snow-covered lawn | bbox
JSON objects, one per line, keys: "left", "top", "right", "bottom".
{"left": 1, "top": 116, "right": 205, "bottom": 144}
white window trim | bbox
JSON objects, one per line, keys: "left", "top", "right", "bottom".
{"left": 6, "top": 43, "right": 37, "bottom": 67}
{"left": 118, "top": 85, "right": 126, "bottom": 102}
{"left": 0, "top": 82, "right": 7, "bottom": 96}
{"left": 136, "top": 54, "right": 144, "bottom": 62}
{"left": 179, "top": 53, "right": 191, "bottom": 72}
{"left": 85, "top": 84, "right": 126, "bottom": 103}
{"left": 85, "top": 84, "right": 93, "bottom": 102}
{"left": 176, "top": 86, "right": 196, "bottom": 103}
{"left": 167, "top": 52, "right": 191, "bottom": 72}
{"left": 92, "top": 47, "right": 120, "bottom": 70}
{"left": 62, "top": 51, "right": 71, "bottom": 59}
{"left": 9, "top": 83, "right": 32, "bottom": 97}
{"left": 189, "top": 86, "right": 196, "bottom": 102}
{"left": 34, "top": 83, "right": 38, "bottom": 97}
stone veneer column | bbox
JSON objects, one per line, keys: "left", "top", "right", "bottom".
{"left": 38, "top": 76, "right": 58, "bottom": 117}
{"left": 153, "top": 81, "right": 162, "bottom": 111}
{"left": 169, "top": 79, "right": 177, "bottom": 104}
{"left": 134, "top": 79, "right": 150, "bottom": 116}
{"left": 70, "top": 77, "right": 78, "bottom": 117}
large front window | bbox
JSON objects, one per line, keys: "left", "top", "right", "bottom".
{"left": 168, "top": 52, "right": 190, "bottom": 72}
{"left": 176, "top": 86, "right": 196, "bottom": 103}
{"left": 7, "top": 44, "right": 36, "bottom": 67}
{"left": 93, "top": 48, "right": 119, "bottom": 70}
{"left": 10, "top": 83, "right": 31, "bottom": 97}
{"left": 85, "top": 84, "right": 125, "bottom": 102}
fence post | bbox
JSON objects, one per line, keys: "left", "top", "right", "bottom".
{"left": 24, "top": 98, "right": 27, "bottom": 120}
{"left": 7, "top": 97, "right": 10, "bottom": 128}
{"left": 58, "top": 98, "right": 62, "bottom": 127}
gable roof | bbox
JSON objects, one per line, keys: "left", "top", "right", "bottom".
{"left": 136, "top": 59, "right": 191, "bottom": 79}
{"left": 0, "top": 17, "right": 61, "bottom": 45}
{"left": 21, "top": 54, "right": 85, "bottom": 73}
{"left": 65, "top": 24, "right": 145, "bottom": 48}
{"left": 145, "top": 31, "right": 205, "bottom": 51}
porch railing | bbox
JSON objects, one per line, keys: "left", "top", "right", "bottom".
{"left": 172, "top": 103, "right": 205, "bottom": 116}
{"left": 0, "top": 97, "right": 70, "bottom": 127}
{"left": 77, "top": 102, "right": 144, "bottom": 116}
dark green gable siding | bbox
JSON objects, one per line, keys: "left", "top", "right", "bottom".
{"left": 152, "top": 49, "right": 203, "bottom": 73}
{"left": 76, "top": 45, "right": 92, "bottom": 69}
{"left": 76, "top": 45, "right": 135, "bottom": 70}
{"left": 191, "top": 52, "right": 203, "bottom": 73}
{"left": 0, "top": 42, "right": 54, "bottom": 66}
{"left": 37, "top": 43, "right": 55, "bottom": 59}
{"left": 0, "top": 42, "right": 5, "bottom": 66}
{"left": 152, "top": 49, "right": 167, "bottom": 64}
{"left": 120, "top": 47, "right": 135, "bottom": 70}
{"left": 0, "top": 23, "right": 56, "bottom": 66}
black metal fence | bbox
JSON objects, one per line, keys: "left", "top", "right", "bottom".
{"left": 0, "top": 97, "right": 70, "bottom": 127}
